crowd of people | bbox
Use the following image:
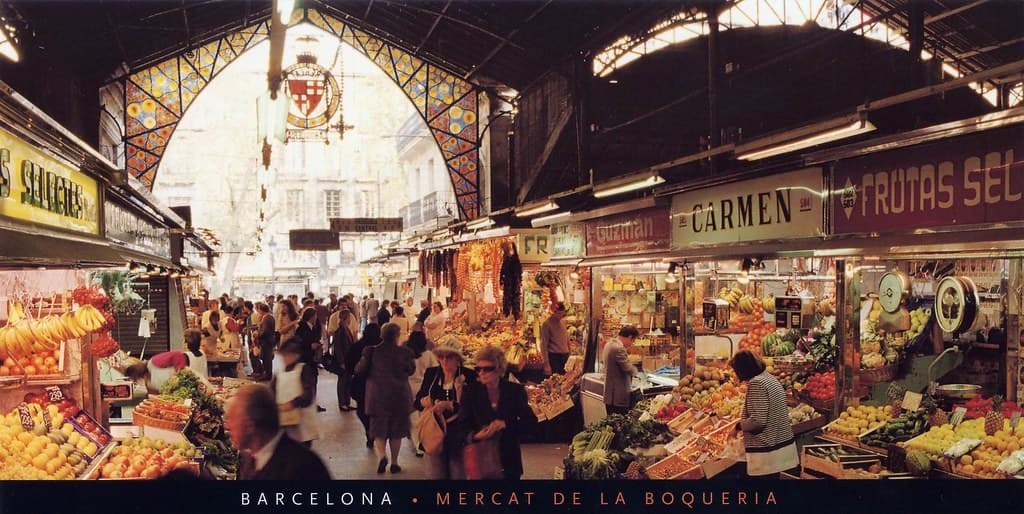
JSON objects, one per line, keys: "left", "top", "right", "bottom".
{"left": 152, "top": 291, "right": 537, "bottom": 481}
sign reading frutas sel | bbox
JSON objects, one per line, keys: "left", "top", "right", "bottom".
{"left": 585, "top": 207, "right": 670, "bottom": 256}
{"left": 0, "top": 126, "right": 100, "bottom": 235}
{"left": 670, "top": 168, "right": 824, "bottom": 247}
{"left": 330, "top": 217, "right": 403, "bottom": 233}
{"left": 832, "top": 126, "right": 1024, "bottom": 234}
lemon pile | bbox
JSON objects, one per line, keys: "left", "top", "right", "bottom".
{"left": 825, "top": 405, "right": 893, "bottom": 437}
{"left": 0, "top": 404, "right": 96, "bottom": 479}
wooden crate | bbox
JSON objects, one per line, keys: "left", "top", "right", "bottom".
{"left": 801, "top": 443, "right": 878, "bottom": 478}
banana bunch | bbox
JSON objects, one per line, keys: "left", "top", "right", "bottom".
{"left": 737, "top": 295, "right": 758, "bottom": 314}
{"left": 0, "top": 305, "right": 106, "bottom": 359}
{"left": 762, "top": 295, "right": 775, "bottom": 314}
{"left": 718, "top": 286, "right": 744, "bottom": 308}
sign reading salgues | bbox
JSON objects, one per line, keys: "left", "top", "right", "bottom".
{"left": 670, "top": 168, "right": 824, "bottom": 248}
{"left": 0, "top": 126, "right": 101, "bottom": 235}
{"left": 585, "top": 207, "right": 671, "bottom": 256}
{"left": 832, "top": 126, "right": 1024, "bottom": 235}
{"left": 516, "top": 230, "right": 551, "bottom": 263}
{"left": 550, "top": 223, "right": 585, "bottom": 259}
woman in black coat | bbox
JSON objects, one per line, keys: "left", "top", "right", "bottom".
{"left": 346, "top": 323, "right": 381, "bottom": 448}
{"left": 414, "top": 337, "right": 477, "bottom": 479}
{"left": 457, "top": 345, "right": 537, "bottom": 480}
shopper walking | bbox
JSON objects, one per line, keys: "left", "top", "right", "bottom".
{"left": 414, "top": 337, "right": 476, "bottom": 479}
{"left": 392, "top": 306, "right": 412, "bottom": 342}
{"left": 730, "top": 349, "right": 799, "bottom": 477}
{"left": 365, "top": 293, "right": 381, "bottom": 326}
{"left": 424, "top": 301, "right": 448, "bottom": 345}
{"left": 229, "top": 384, "right": 330, "bottom": 480}
{"left": 457, "top": 345, "right": 537, "bottom": 480}
{"left": 253, "top": 303, "right": 277, "bottom": 381}
{"left": 376, "top": 300, "right": 392, "bottom": 326}
{"left": 603, "top": 326, "right": 639, "bottom": 416}
{"left": 276, "top": 298, "right": 299, "bottom": 342}
{"left": 272, "top": 340, "right": 319, "bottom": 447}
{"left": 540, "top": 302, "right": 571, "bottom": 375}
{"left": 347, "top": 323, "right": 381, "bottom": 447}
{"left": 330, "top": 308, "right": 357, "bottom": 411}
{"left": 355, "top": 323, "right": 414, "bottom": 474}
{"left": 405, "top": 323, "right": 438, "bottom": 457}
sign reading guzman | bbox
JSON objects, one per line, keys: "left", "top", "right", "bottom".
{"left": 832, "top": 126, "right": 1024, "bottom": 235}
{"left": 0, "top": 126, "right": 100, "bottom": 235}
{"left": 670, "top": 168, "right": 824, "bottom": 248}
{"left": 330, "top": 218, "right": 404, "bottom": 233}
{"left": 585, "top": 207, "right": 671, "bottom": 256}
{"left": 289, "top": 230, "right": 340, "bottom": 251}
{"left": 550, "top": 223, "right": 586, "bottom": 259}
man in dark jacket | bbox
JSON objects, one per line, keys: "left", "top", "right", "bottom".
{"left": 229, "top": 384, "right": 331, "bottom": 480}
{"left": 376, "top": 303, "right": 392, "bottom": 325}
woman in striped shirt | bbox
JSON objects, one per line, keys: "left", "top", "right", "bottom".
{"left": 731, "top": 350, "right": 799, "bottom": 477}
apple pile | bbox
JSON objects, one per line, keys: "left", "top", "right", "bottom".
{"left": 0, "top": 349, "right": 63, "bottom": 376}
{"left": 23, "top": 392, "right": 82, "bottom": 419}
{"left": 97, "top": 437, "right": 199, "bottom": 479}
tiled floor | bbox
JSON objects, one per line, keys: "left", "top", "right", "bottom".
{"left": 307, "top": 370, "right": 568, "bottom": 480}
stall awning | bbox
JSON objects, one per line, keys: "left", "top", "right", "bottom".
{"left": 114, "top": 246, "right": 178, "bottom": 270}
{"left": 0, "top": 225, "right": 123, "bottom": 268}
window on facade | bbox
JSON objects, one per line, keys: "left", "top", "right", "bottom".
{"left": 340, "top": 240, "right": 355, "bottom": 259}
{"left": 360, "top": 190, "right": 374, "bottom": 217}
{"left": 324, "top": 190, "right": 342, "bottom": 218}
{"left": 285, "top": 190, "right": 304, "bottom": 224}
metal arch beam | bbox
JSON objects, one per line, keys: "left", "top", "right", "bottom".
{"left": 925, "top": 0, "right": 991, "bottom": 25}
{"left": 363, "top": 0, "right": 374, "bottom": 20}
{"left": 416, "top": 0, "right": 451, "bottom": 54}
{"left": 951, "top": 35, "right": 1024, "bottom": 60}
{"left": 464, "top": 0, "right": 553, "bottom": 81}
{"left": 181, "top": 0, "right": 192, "bottom": 50}
{"left": 375, "top": 0, "right": 527, "bottom": 51}
{"left": 102, "top": 6, "right": 130, "bottom": 65}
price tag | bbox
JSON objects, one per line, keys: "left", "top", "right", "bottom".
{"left": 901, "top": 391, "right": 923, "bottom": 412}
{"left": 45, "top": 386, "right": 65, "bottom": 403}
{"left": 40, "top": 407, "right": 52, "bottom": 431}
{"left": 1011, "top": 411, "right": 1021, "bottom": 429}
{"left": 950, "top": 407, "right": 968, "bottom": 428}
{"left": 17, "top": 403, "right": 34, "bottom": 430}
{"left": 184, "top": 398, "right": 193, "bottom": 408}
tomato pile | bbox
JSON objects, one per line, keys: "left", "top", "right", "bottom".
{"left": 90, "top": 333, "right": 120, "bottom": 358}
{"left": 960, "top": 396, "right": 1023, "bottom": 419}
{"left": 71, "top": 286, "right": 109, "bottom": 309}
{"left": 804, "top": 371, "right": 836, "bottom": 401}
{"left": 739, "top": 322, "right": 775, "bottom": 354}
{"left": 657, "top": 402, "right": 689, "bottom": 422}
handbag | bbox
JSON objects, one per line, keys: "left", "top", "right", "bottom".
{"left": 463, "top": 437, "right": 503, "bottom": 479}
{"left": 278, "top": 404, "right": 300, "bottom": 426}
{"left": 416, "top": 409, "right": 447, "bottom": 455}
{"left": 252, "top": 343, "right": 262, "bottom": 357}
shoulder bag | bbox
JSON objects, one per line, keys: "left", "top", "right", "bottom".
{"left": 416, "top": 409, "right": 447, "bottom": 455}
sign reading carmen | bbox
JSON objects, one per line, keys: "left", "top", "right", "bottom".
{"left": 832, "top": 126, "right": 1024, "bottom": 234}
{"left": 0, "top": 126, "right": 100, "bottom": 235}
{"left": 330, "top": 218, "right": 403, "bottom": 233}
{"left": 670, "top": 168, "right": 824, "bottom": 248}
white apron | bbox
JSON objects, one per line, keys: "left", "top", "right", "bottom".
{"left": 275, "top": 363, "right": 318, "bottom": 442}
{"left": 745, "top": 441, "right": 799, "bottom": 476}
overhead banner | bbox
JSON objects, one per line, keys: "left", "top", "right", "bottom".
{"left": 0, "top": 126, "right": 101, "bottom": 235}
{"left": 105, "top": 199, "right": 171, "bottom": 259}
{"left": 550, "top": 223, "right": 586, "bottom": 259}
{"left": 289, "top": 230, "right": 340, "bottom": 251}
{"left": 670, "top": 168, "right": 824, "bottom": 248}
{"left": 832, "top": 126, "right": 1024, "bottom": 235}
{"left": 586, "top": 207, "right": 671, "bottom": 256}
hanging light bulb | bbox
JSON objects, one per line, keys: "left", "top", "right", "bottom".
{"left": 665, "top": 262, "right": 679, "bottom": 284}
{"left": 569, "top": 266, "right": 580, "bottom": 281}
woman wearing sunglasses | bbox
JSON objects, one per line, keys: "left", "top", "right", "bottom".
{"left": 414, "top": 337, "right": 477, "bottom": 478}
{"left": 457, "top": 345, "right": 538, "bottom": 480}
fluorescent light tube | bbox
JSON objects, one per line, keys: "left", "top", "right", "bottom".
{"left": 593, "top": 174, "right": 665, "bottom": 199}
{"left": 515, "top": 200, "right": 559, "bottom": 217}
{"left": 531, "top": 211, "right": 572, "bottom": 228}
{"left": 465, "top": 217, "right": 495, "bottom": 230}
{"left": 736, "top": 117, "right": 876, "bottom": 161}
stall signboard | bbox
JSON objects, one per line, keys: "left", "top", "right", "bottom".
{"left": 670, "top": 168, "right": 824, "bottom": 248}
{"left": 105, "top": 198, "right": 171, "bottom": 259}
{"left": 550, "top": 223, "right": 586, "bottom": 259}
{"left": 832, "top": 126, "right": 1024, "bottom": 235}
{"left": 0, "top": 126, "right": 101, "bottom": 235}
{"left": 330, "top": 217, "right": 403, "bottom": 233}
{"left": 585, "top": 207, "right": 671, "bottom": 256}
{"left": 517, "top": 230, "right": 551, "bottom": 263}
{"left": 289, "top": 229, "right": 340, "bottom": 251}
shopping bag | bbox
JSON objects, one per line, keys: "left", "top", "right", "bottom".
{"left": 278, "top": 404, "right": 300, "bottom": 426}
{"left": 416, "top": 410, "right": 447, "bottom": 455}
{"left": 462, "top": 438, "right": 503, "bottom": 479}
